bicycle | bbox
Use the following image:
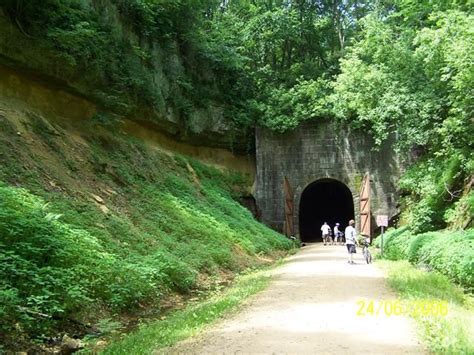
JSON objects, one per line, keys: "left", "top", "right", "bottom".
{"left": 323, "top": 234, "right": 332, "bottom": 245}
{"left": 335, "top": 231, "right": 344, "bottom": 245}
{"left": 362, "top": 237, "right": 372, "bottom": 264}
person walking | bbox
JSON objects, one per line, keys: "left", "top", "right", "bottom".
{"left": 321, "top": 222, "right": 331, "bottom": 245}
{"left": 334, "top": 223, "right": 341, "bottom": 245}
{"left": 345, "top": 219, "right": 357, "bottom": 264}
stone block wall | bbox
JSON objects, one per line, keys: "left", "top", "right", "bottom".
{"left": 255, "top": 120, "right": 402, "bottom": 237}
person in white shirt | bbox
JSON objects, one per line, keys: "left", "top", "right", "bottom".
{"left": 345, "top": 219, "right": 357, "bottom": 264}
{"left": 321, "top": 222, "right": 331, "bottom": 245}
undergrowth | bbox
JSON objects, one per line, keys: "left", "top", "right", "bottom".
{"left": 0, "top": 126, "right": 293, "bottom": 350}
{"left": 375, "top": 226, "right": 474, "bottom": 352}
{"left": 97, "top": 268, "right": 273, "bottom": 354}
{"left": 380, "top": 260, "right": 474, "bottom": 354}
{"left": 375, "top": 227, "right": 474, "bottom": 291}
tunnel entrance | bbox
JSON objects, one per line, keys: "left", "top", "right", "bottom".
{"left": 299, "top": 179, "right": 354, "bottom": 242}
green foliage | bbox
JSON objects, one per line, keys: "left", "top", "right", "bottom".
{"left": 377, "top": 228, "right": 474, "bottom": 291}
{"left": 333, "top": 12, "right": 437, "bottom": 148}
{"left": 4, "top": 0, "right": 470, "bottom": 158}
{"left": 0, "top": 183, "right": 207, "bottom": 338}
{"left": 0, "top": 0, "right": 252, "bottom": 128}
{"left": 379, "top": 226, "right": 412, "bottom": 260}
{"left": 398, "top": 155, "right": 470, "bottom": 233}
{"left": 331, "top": 3, "right": 473, "bottom": 230}
{"left": 257, "top": 77, "right": 332, "bottom": 131}
{"left": 1, "top": 0, "right": 472, "bottom": 144}
{"left": 382, "top": 260, "right": 466, "bottom": 304}
{"left": 333, "top": 4, "right": 473, "bottom": 149}
{"left": 444, "top": 190, "right": 474, "bottom": 229}
{"left": 101, "top": 268, "right": 271, "bottom": 354}
{"left": 113, "top": 0, "right": 217, "bottom": 39}
{"left": 381, "top": 260, "right": 474, "bottom": 354}
{"left": 1, "top": 0, "right": 166, "bottom": 111}
{"left": 0, "top": 135, "right": 292, "bottom": 346}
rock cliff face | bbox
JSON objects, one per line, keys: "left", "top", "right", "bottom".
{"left": 0, "top": 63, "right": 255, "bottom": 176}
{"left": 0, "top": 4, "right": 252, "bottom": 154}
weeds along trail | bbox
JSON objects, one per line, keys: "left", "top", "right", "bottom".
{"left": 0, "top": 107, "right": 293, "bottom": 351}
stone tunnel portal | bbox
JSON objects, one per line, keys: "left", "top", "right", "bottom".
{"left": 299, "top": 179, "right": 355, "bottom": 243}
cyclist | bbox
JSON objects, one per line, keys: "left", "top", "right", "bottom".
{"left": 321, "top": 222, "right": 330, "bottom": 245}
{"left": 345, "top": 219, "right": 357, "bottom": 264}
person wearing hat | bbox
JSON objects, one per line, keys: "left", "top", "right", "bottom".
{"left": 345, "top": 219, "right": 357, "bottom": 264}
{"left": 333, "top": 223, "right": 342, "bottom": 245}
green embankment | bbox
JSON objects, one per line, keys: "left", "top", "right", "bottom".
{"left": 0, "top": 119, "right": 292, "bottom": 350}
{"left": 375, "top": 228, "right": 474, "bottom": 353}
{"left": 380, "top": 260, "right": 474, "bottom": 354}
{"left": 100, "top": 268, "right": 273, "bottom": 354}
{"left": 377, "top": 227, "right": 473, "bottom": 291}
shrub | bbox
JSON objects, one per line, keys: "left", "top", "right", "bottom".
{"left": 376, "top": 227, "right": 474, "bottom": 291}
{"left": 399, "top": 156, "right": 469, "bottom": 234}
{"left": 417, "top": 231, "right": 474, "bottom": 290}
{"left": 379, "top": 226, "right": 411, "bottom": 260}
{"left": 0, "top": 131, "right": 293, "bottom": 347}
{"left": 406, "top": 232, "right": 435, "bottom": 263}
{"left": 0, "top": 146, "right": 292, "bottom": 344}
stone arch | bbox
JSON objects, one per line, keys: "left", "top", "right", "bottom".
{"left": 298, "top": 178, "right": 355, "bottom": 243}
{"left": 255, "top": 121, "right": 401, "bottom": 240}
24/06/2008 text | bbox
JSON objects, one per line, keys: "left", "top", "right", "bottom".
{"left": 356, "top": 299, "right": 448, "bottom": 317}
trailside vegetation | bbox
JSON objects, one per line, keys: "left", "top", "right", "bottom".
{"left": 375, "top": 227, "right": 474, "bottom": 292}
{"left": 101, "top": 268, "right": 273, "bottom": 354}
{"left": 376, "top": 214, "right": 474, "bottom": 353}
{"left": 380, "top": 260, "right": 474, "bottom": 354}
{"left": 331, "top": 1, "right": 473, "bottom": 233}
{"left": 0, "top": 124, "right": 293, "bottom": 349}
{"left": 1, "top": 0, "right": 471, "bottom": 232}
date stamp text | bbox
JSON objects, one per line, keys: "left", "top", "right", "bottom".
{"left": 356, "top": 299, "right": 448, "bottom": 317}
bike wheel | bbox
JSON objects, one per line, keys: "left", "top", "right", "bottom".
{"left": 365, "top": 249, "right": 372, "bottom": 264}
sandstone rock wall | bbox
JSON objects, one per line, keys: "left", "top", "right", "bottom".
{"left": 0, "top": 63, "right": 255, "bottom": 177}
{"left": 0, "top": 5, "right": 251, "bottom": 153}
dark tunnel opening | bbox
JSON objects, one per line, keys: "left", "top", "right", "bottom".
{"left": 299, "top": 179, "right": 354, "bottom": 243}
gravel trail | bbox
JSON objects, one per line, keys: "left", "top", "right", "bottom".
{"left": 164, "top": 243, "right": 425, "bottom": 354}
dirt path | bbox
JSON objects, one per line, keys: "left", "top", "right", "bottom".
{"left": 165, "top": 243, "right": 425, "bottom": 354}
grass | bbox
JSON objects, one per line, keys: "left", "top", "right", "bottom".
{"left": 96, "top": 267, "right": 274, "bottom": 354}
{"left": 374, "top": 228, "right": 473, "bottom": 291}
{"left": 379, "top": 260, "right": 474, "bottom": 354}
{"left": 0, "top": 115, "right": 293, "bottom": 350}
